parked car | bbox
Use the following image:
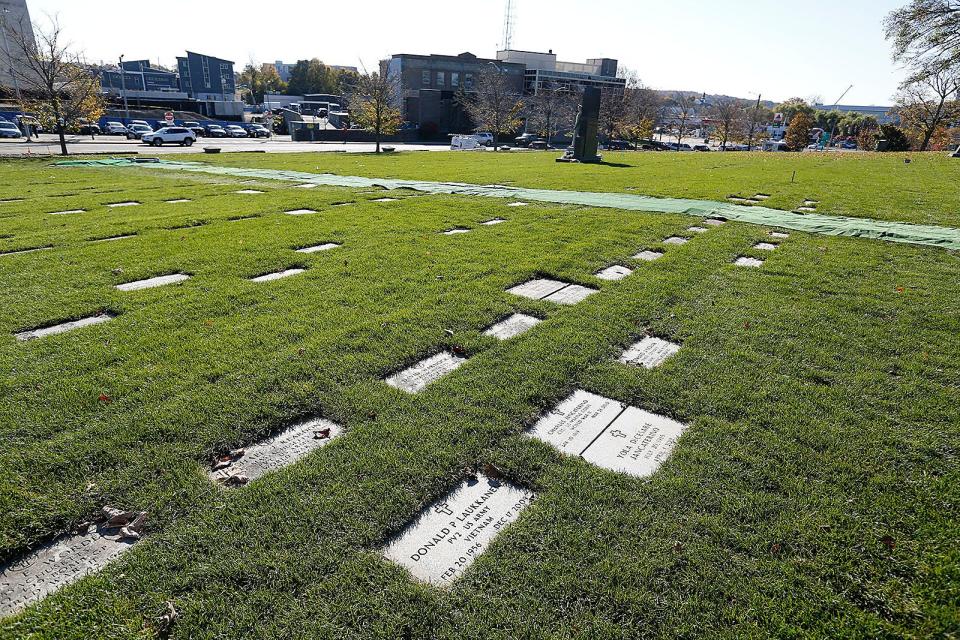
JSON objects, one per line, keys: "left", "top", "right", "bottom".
{"left": 0, "top": 121, "right": 22, "bottom": 138}
{"left": 605, "top": 139, "right": 632, "bottom": 150}
{"left": 129, "top": 120, "right": 151, "bottom": 128}
{"left": 528, "top": 138, "right": 549, "bottom": 150}
{"left": 125, "top": 123, "right": 153, "bottom": 140}
{"left": 692, "top": 144, "right": 711, "bottom": 152}
{"left": 104, "top": 122, "right": 129, "bottom": 135}
{"left": 141, "top": 127, "right": 196, "bottom": 147}
{"left": 246, "top": 124, "right": 271, "bottom": 138}
{"left": 78, "top": 122, "right": 102, "bottom": 136}
{"left": 473, "top": 132, "right": 494, "bottom": 146}
{"left": 182, "top": 121, "right": 206, "bottom": 137}
{"left": 206, "top": 125, "right": 228, "bottom": 138}
{"left": 514, "top": 133, "right": 537, "bottom": 147}
{"left": 225, "top": 125, "right": 248, "bottom": 138}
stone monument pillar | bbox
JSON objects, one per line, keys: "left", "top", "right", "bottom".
{"left": 557, "top": 86, "right": 602, "bottom": 163}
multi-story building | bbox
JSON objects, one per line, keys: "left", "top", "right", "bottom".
{"left": 384, "top": 51, "right": 525, "bottom": 135}
{"left": 95, "top": 51, "right": 243, "bottom": 119}
{"left": 100, "top": 60, "right": 184, "bottom": 98}
{"left": 177, "top": 51, "right": 243, "bottom": 117}
{"left": 496, "top": 49, "right": 625, "bottom": 95}
{"left": 273, "top": 61, "right": 294, "bottom": 83}
{"left": 0, "top": 0, "right": 34, "bottom": 97}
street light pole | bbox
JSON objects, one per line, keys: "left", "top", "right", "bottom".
{"left": 119, "top": 54, "right": 130, "bottom": 121}
{"left": 747, "top": 93, "right": 761, "bottom": 152}
{"left": 0, "top": 8, "right": 22, "bottom": 103}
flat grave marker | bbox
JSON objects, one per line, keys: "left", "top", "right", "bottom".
{"left": 116, "top": 274, "right": 190, "bottom": 292}
{"left": 0, "top": 529, "right": 135, "bottom": 618}
{"left": 507, "top": 278, "right": 568, "bottom": 301}
{"left": 528, "top": 390, "right": 626, "bottom": 456}
{"left": 250, "top": 268, "right": 306, "bottom": 283}
{"left": 687, "top": 226, "right": 708, "bottom": 233}
{"left": 735, "top": 256, "right": 764, "bottom": 268}
{"left": 580, "top": 407, "right": 687, "bottom": 478}
{"left": 443, "top": 228, "right": 471, "bottom": 235}
{"left": 633, "top": 250, "right": 664, "bottom": 262}
{"left": 542, "top": 284, "right": 597, "bottom": 305}
{"left": 165, "top": 199, "right": 192, "bottom": 204}
{"left": 481, "top": 218, "right": 506, "bottom": 225}
{"left": 619, "top": 336, "right": 681, "bottom": 369}
{"left": 296, "top": 243, "right": 340, "bottom": 254}
{"left": 383, "top": 474, "right": 535, "bottom": 586}
{"left": 48, "top": 209, "right": 85, "bottom": 216}
{"left": 529, "top": 390, "right": 688, "bottom": 478}
{"left": 508, "top": 278, "right": 597, "bottom": 305}
{"left": 210, "top": 417, "right": 343, "bottom": 485}
{"left": 295, "top": 183, "right": 317, "bottom": 189}
{"left": 753, "top": 242, "right": 778, "bottom": 251}
{"left": 483, "top": 313, "right": 541, "bottom": 340}
{"left": 285, "top": 209, "right": 318, "bottom": 215}
{"left": 663, "top": 236, "right": 689, "bottom": 245}
{"left": 106, "top": 202, "right": 140, "bottom": 208}
{"left": 703, "top": 218, "right": 726, "bottom": 226}
{"left": 386, "top": 351, "right": 467, "bottom": 394}
{"left": 372, "top": 198, "right": 398, "bottom": 203}
{"left": 507, "top": 202, "right": 529, "bottom": 207}
{"left": 769, "top": 231, "right": 790, "bottom": 239}
{"left": 595, "top": 265, "right": 633, "bottom": 281}
{"left": 796, "top": 207, "right": 816, "bottom": 213}
{"left": 754, "top": 194, "right": 770, "bottom": 200}
{"left": 15, "top": 314, "right": 113, "bottom": 341}
{"left": 235, "top": 190, "right": 264, "bottom": 195}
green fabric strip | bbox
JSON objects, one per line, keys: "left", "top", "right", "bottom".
{"left": 56, "top": 158, "right": 960, "bottom": 251}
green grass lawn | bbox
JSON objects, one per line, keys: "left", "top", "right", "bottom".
{"left": 1, "top": 153, "right": 958, "bottom": 639}
{"left": 199, "top": 150, "right": 960, "bottom": 228}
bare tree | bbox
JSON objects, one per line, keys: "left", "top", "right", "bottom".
{"left": 670, "top": 92, "right": 697, "bottom": 150}
{"left": 894, "top": 62, "right": 960, "bottom": 150}
{"left": 7, "top": 16, "right": 104, "bottom": 155}
{"left": 524, "top": 82, "right": 578, "bottom": 146}
{"left": 708, "top": 97, "right": 749, "bottom": 150}
{"left": 621, "top": 80, "right": 663, "bottom": 148}
{"left": 457, "top": 66, "right": 524, "bottom": 151}
{"left": 885, "top": 1, "right": 960, "bottom": 69}
{"left": 349, "top": 70, "right": 402, "bottom": 153}
{"left": 598, "top": 88, "right": 628, "bottom": 144}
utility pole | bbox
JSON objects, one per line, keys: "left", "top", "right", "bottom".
{"left": 746, "top": 93, "right": 761, "bottom": 151}
{"left": 827, "top": 84, "right": 853, "bottom": 150}
{"left": 0, "top": 8, "right": 22, "bottom": 103}
{"left": 119, "top": 54, "right": 130, "bottom": 121}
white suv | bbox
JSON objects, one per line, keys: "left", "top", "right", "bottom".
{"left": 473, "top": 132, "right": 494, "bottom": 146}
{"left": 142, "top": 127, "right": 197, "bottom": 147}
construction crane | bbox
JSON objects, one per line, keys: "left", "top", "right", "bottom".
{"left": 502, "top": 0, "right": 515, "bottom": 51}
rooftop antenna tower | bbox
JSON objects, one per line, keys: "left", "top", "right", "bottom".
{"left": 502, "top": 0, "right": 515, "bottom": 51}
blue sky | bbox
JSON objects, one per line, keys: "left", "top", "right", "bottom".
{"left": 26, "top": 0, "right": 908, "bottom": 105}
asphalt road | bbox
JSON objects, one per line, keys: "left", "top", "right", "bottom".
{"left": 0, "top": 134, "right": 453, "bottom": 156}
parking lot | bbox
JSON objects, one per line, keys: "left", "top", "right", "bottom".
{"left": 0, "top": 133, "right": 451, "bottom": 156}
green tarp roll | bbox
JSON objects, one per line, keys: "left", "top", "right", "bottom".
{"left": 56, "top": 158, "right": 960, "bottom": 251}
